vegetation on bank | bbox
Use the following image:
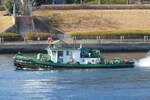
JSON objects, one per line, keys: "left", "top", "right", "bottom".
{"left": 71, "top": 30, "right": 150, "bottom": 39}
{"left": 0, "top": 32, "right": 20, "bottom": 37}
{"left": 82, "top": 0, "right": 126, "bottom": 4}
{"left": 34, "top": 0, "right": 126, "bottom": 4}
{"left": 2, "top": 30, "right": 150, "bottom": 41}
{"left": 33, "top": 10, "right": 150, "bottom": 33}
{"left": 0, "top": 16, "right": 14, "bottom": 33}
{"left": 0, "top": 33, "right": 20, "bottom": 41}
{"left": 0, "top": 33, "right": 52, "bottom": 41}
{"left": 24, "top": 33, "right": 51, "bottom": 40}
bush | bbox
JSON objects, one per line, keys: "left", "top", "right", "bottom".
{"left": 24, "top": 33, "right": 51, "bottom": 40}
{"left": 66, "top": 0, "right": 126, "bottom": 4}
{"left": 71, "top": 30, "right": 150, "bottom": 39}
{"left": 99, "top": 0, "right": 126, "bottom": 4}
{"left": 0, "top": 33, "right": 20, "bottom": 41}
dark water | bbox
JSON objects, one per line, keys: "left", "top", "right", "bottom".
{"left": 1, "top": 53, "right": 150, "bottom": 100}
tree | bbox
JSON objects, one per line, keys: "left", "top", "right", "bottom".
{"left": 4, "top": 0, "right": 19, "bottom": 15}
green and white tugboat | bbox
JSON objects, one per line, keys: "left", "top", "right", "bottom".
{"left": 14, "top": 45, "right": 134, "bottom": 70}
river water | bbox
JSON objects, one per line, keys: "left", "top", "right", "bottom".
{"left": 0, "top": 53, "right": 150, "bottom": 100}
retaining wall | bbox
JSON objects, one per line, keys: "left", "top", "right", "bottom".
{"left": 40, "top": 4, "right": 150, "bottom": 10}
{"left": 0, "top": 43, "right": 150, "bottom": 54}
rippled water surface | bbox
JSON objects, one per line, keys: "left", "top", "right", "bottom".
{"left": 0, "top": 53, "right": 150, "bottom": 100}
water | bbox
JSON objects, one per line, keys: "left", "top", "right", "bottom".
{"left": 135, "top": 51, "right": 150, "bottom": 67}
{"left": 0, "top": 53, "right": 150, "bottom": 100}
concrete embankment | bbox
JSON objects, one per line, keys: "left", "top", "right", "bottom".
{"left": 0, "top": 44, "right": 48, "bottom": 54}
{"left": 0, "top": 43, "right": 150, "bottom": 54}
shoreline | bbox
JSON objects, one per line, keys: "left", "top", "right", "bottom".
{"left": 0, "top": 43, "right": 150, "bottom": 54}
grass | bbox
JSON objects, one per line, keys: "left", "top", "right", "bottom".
{"left": 24, "top": 33, "right": 51, "bottom": 40}
{"left": 0, "top": 11, "right": 14, "bottom": 32}
{"left": 0, "top": 11, "right": 7, "bottom": 16}
{"left": 71, "top": 30, "right": 150, "bottom": 39}
{"left": 84, "top": 0, "right": 126, "bottom": 4}
{"left": 0, "top": 16, "right": 14, "bottom": 32}
{"left": 0, "top": 33, "right": 20, "bottom": 41}
{"left": 1, "top": 9, "right": 150, "bottom": 36}
{"left": 0, "top": 32, "right": 20, "bottom": 37}
{"left": 33, "top": 9, "right": 150, "bottom": 33}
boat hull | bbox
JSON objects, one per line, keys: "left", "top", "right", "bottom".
{"left": 14, "top": 55, "right": 134, "bottom": 71}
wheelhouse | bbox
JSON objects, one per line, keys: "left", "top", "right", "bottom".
{"left": 46, "top": 47, "right": 102, "bottom": 64}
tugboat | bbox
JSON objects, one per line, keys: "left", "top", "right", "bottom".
{"left": 14, "top": 45, "right": 134, "bottom": 70}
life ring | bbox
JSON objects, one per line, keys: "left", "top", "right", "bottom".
{"left": 48, "top": 38, "right": 53, "bottom": 43}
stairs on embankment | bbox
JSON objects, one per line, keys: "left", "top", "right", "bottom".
{"left": 4, "top": 16, "right": 51, "bottom": 34}
{"left": 15, "top": 16, "right": 51, "bottom": 34}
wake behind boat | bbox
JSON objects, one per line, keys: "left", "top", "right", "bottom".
{"left": 14, "top": 45, "right": 134, "bottom": 70}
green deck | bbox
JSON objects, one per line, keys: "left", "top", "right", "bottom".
{"left": 14, "top": 54, "right": 134, "bottom": 70}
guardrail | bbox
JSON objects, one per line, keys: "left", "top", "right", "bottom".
{"left": 0, "top": 38, "right": 150, "bottom": 45}
{"left": 40, "top": 4, "right": 150, "bottom": 10}
{"left": 69, "top": 38, "right": 150, "bottom": 44}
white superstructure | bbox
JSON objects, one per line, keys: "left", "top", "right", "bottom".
{"left": 47, "top": 47, "right": 101, "bottom": 64}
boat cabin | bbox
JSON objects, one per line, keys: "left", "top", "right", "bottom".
{"left": 46, "top": 47, "right": 102, "bottom": 64}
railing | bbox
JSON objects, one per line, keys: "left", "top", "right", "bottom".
{"left": 71, "top": 38, "right": 150, "bottom": 44}
{"left": 1, "top": 36, "right": 150, "bottom": 45}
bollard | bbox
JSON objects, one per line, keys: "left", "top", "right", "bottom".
{"left": 120, "top": 36, "right": 124, "bottom": 43}
{"left": 144, "top": 36, "right": 148, "bottom": 42}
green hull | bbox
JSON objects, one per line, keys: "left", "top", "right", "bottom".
{"left": 14, "top": 54, "right": 134, "bottom": 70}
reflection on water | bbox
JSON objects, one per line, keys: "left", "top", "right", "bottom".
{"left": 0, "top": 53, "right": 150, "bottom": 100}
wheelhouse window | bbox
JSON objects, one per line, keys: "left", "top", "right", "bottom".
{"left": 80, "top": 48, "right": 101, "bottom": 58}
{"left": 52, "top": 51, "right": 56, "bottom": 54}
{"left": 66, "top": 51, "right": 69, "bottom": 56}
{"left": 58, "top": 51, "right": 63, "bottom": 57}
